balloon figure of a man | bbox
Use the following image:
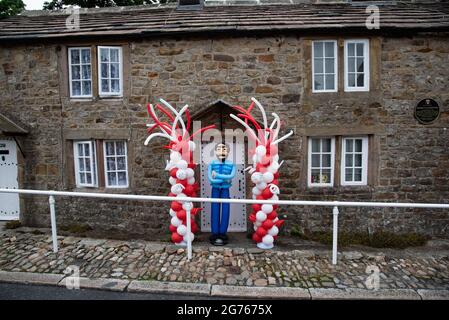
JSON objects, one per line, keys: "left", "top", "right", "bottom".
{"left": 208, "top": 143, "right": 236, "bottom": 246}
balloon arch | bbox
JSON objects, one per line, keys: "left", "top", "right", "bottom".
{"left": 144, "top": 97, "right": 293, "bottom": 249}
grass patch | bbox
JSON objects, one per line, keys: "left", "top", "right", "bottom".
{"left": 5, "top": 220, "right": 21, "bottom": 229}
{"left": 60, "top": 223, "right": 93, "bottom": 234}
{"left": 290, "top": 225, "right": 429, "bottom": 249}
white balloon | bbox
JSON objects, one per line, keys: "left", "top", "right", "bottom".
{"left": 267, "top": 162, "right": 279, "bottom": 174}
{"left": 268, "top": 226, "right": 279, "bottom": 236}
{"left": 255, "top": 145, "right": 267, "bottom": 157}
{"left": 252, "top": 186, "right": 262, "bottom": 195}
{"left": 177, "top": 193, "right": 186, "bottom": 198}
{"left": 269, "top": 184, "right": 280, "bottom": 194}
{"left": 176, "top": 160, "right": 188, "bottom": 170}
{"left": 171, "top": 184, "right": 184, "bottom": 195}
{"left": 253, "top": 225, "right": 258, "bottom": 232}
{"left": 187, "top": 177, "right": 195, "bottom": 185}
{"left": 185, "top": 168, "right": 195, "bottom": 178}
{"left": 261, "top": 204, "right": 273, "bottom": 214}
{"left": 170, "top": 151, "right": 182, "bottom": 162}
{"left": 169, "top": 177, "right": 177, "bottom": 186}
{"left": 256, "top": 182, "right": 267, "bottom": 190}
{"left": 169, "top": 209, "right": 176, "bottom": 217}
{"left": 188, "top": 141, "right": 196, "bottom": 151}
{"left": 255, "top": 221, "right": 262, "bottom": 227}
{"left": 256, "top": 211, "right": 267, "bottom": 222}
{"left": 273, "top": 154, "right": 279, "bottom": 162}
{"left": 252, "top": 154, "right": 258, "bottom": 164}
{"left": 183, "top": 232, "right": 194, "bottom": 242}
{"left": 176, "top": 169, "right": 187, "bottom": 180}
{"left": 171, "top": 216, "right": 182, "bottom": 227}
{"left": 252, "top": 194, "right": 257, "bottom": 200}
{"left": 177, "top": 224, "right": 187, "bottom": 236}
{"left": 262, "top": 234, "right": 274, "bottom": 245}
{"left": 263, "top": 172, "right": 274, "bottom": 184}
{"left": 251, "top": 172, "right": 263, "bottom": 184}
{"left": 270, "top": 194, "right": 279, "bottom": 201}
{"left": 182, "top": 202, "right": 193, "bottom": 211}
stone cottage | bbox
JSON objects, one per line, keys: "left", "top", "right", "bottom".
{"left": 0, "top": 0, "right": 448, "bottom": 241}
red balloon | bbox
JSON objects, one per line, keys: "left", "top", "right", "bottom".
{"left": 256, "top": 195, "right": 265, "bottom": 201}
{"left": 176, "top": 210, "right": 186, "bottom": 220}
{"left": 168, "top": 192, "right": 176, "bottom": 197}
{"left": 176, "top": 179, "right": 187, "bottom": 186}
{"left": 273, "top": 235, "right": 278, "bottom": 241}
{"left": 188, "top": 163, "right": 196, "bottom": 169}
{"left": 171, "top": 201, "right": 182, "bottom": 211}
{"left": 170, "top": 168, "right": 178, "bottom": 178}
{"left": 191, "top": 223, "right": 198, "bottom": 233}
{"left": 252, "top": 204, "right": 261, "bottom": 212}
{"left": 268, "top": 144, "right": 278, "bottom": 156}
{"left": 249, "top": 214, "right": 256, "bottom": 223}
{"left": 262, "top": 219, "right": 274, "bottom": 230}
{"left": 271, "top": 178, "right": 279, "bottom": 185}
{"left": 260, "top": 155, "right": 271, "bottom": 165}
{"left": 252, "top": 233, "right": 262, "bottom": 243}
{"left": 262, "top": 188, "right": 273, "bottom": 199}
{"left": 275, "top": 219, "right": 285, "bottom": 228}
{"left": 191, "top": 207, "right": 202, "bottom": 216}
{"left": 169, "top": 224, "right": 177, "bottom": 233}
{"left": 171, "top": 232, "right": 183, "bottom": 243}
{"left": 256, "top": 163, "right": 267, "bottom": 173}
{"left": 273, "top": 204, "right": 278, "bottom": 210}
{"left": 273, "top": 172, "right": 279, "bottom": 179}
{"left": 267, "top": 211, "right": 277, "bottom": 220}
{"left": 184, "top": 184, "right": 195, "bottom": 196}
{"left": 256, "top": 227, "right": 267, "bottom": 237}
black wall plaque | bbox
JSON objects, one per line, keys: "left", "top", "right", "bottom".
{"left": 415, "top": 99, "right": 440, "bottom": 124}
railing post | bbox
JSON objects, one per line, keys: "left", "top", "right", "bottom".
{"left": 49, "top": 195, "right": 58, "bottom": 253}
{"left": 185, "top": 201, "right": 192, "bottom": 261}
{"left": 332, "top": 205, "right": 339, "bottom": 265}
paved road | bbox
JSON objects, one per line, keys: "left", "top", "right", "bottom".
{"left": 0, "top": 282, "right": 218, "bottom": 300}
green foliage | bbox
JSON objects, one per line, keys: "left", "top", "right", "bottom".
{"left": 43, "top": 0, "right": 173, "bottom": 10}
{"left": 0, "top": 0, "right": 25, "bottom": 18}
{"left": 290, "top": 225, "right": 429, "bottom": 249}
{"left": 5, "top": 220, "right": 22, "bottom": 229}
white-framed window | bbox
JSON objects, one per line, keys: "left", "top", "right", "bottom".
{"left": 73, "top": 141, "right": 97, "bottom": 187}
{"left": 98, "top": 46, "right": 123, "bottom": 96}
{"left": 312, "top": 40, "right": 338, "bottom": 92}
{"left": 68, "top": 47, "right": 92, "bottom": 98}
{"left": 308, "top": 137, "right": 335, "bottom": 187}
{"left": 103, "top": 140, "right": 128, "bottom": 188}
{"left": 344, "top": 39, "right": 370, "bottom": 92}
{"left": 341, "top": 136, "right": 369, "bottom": 185}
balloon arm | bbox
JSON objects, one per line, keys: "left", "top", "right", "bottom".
{"left": 215, "top": 164, "right": 236, "bottom": 180}
{"left": 148, "top": 104, "right": 172, "bottom": 136}
{"left": 144, "top": 132, "right": 175, "bottom": 146}
{"left": 244, "top": 166, "right": 253, "bottom": 172}
{"left": 279, "top": 160, "right": 285, "bottom": 169}
{"left": 250, "top": 97, "right": 268, "bottom": 140}
{"left": 272, "top": 130, "right": 294, "bottom": 145}
{"left": 185, "top": 109, "right": 191, "bottom": 132}
{"left": 155, "top": 103, "right": 175, "bottom": 122}
{"left": 189, "top": 124, "right": 216, "bottom": 140}
{"left": 230, "top": 114, "right": 261, "bottom": 144}
{"left": 270, "top": 112, "right": 281, "bottom": 141}
{"left": 170, "top": 104, "right": 189, "bottom": 140}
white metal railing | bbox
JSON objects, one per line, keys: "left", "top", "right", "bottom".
{"left": 1, "top": 188, "right": 448, "bottom": 265}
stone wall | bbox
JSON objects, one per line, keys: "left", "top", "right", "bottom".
{"left": 0, "top": 33, "right": 448, "bottom": 240}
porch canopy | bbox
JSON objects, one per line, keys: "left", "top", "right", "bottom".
{"left": 0, "top": 113, "right": 28, "bottom": 136}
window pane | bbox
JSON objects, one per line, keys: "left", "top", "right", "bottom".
{"left": 111, "top": 63, "right": 120, "bottom": 78}
{"left": 312, "top": 154, "right": 320, "bottom": 167}
{"left": 348, "top": 57, "right": 355, "bottom": 72}
{"left": 348, "top": 73, "right": 356, "bottom": 87}
{"left": 348, "top": 43, "right": 355, "bottom": 56}
{"left": 79, "top": 158, "right": 85, "bottom": 171}
{"left": 85, "top": 173, "right": 92, "bottom": 184}
{"left": 77, "top": 143, "right": 84, "bottom": 156}
{"left": 108, "top": 172, "right": 117, "bottom": 186}
{"left": 324, "top": 42, "right": 334, "bottom": 57}
{"left": 85, "top": 158, "right": 91, "bottom": 171}
{"left": 81, "top": 49, "right": 90, "bottom": 63}
{"left": 356, "top": 43, "right": 364, "bottom": 56}
{"left": 321, "top": 169, "right": 331, "bottom": 184}
{"left": 357, "top": 58, "right": 364, "bottom": 72}
{"left": 105, "top": 142, "right": 115, "bottom": 156}
{"left": 110, "top": 49, "right": 119, "bottom": 62}
{"left": 345, "top": 154, "right": 353, "bottom": 167}
{"left": 311, "top": 169, "right": 321, "bottom": 184}
{"left": 322, "top": 139, "right": 331, "bottom": 152}
{"left": 355, "top": 154, "right": 362, "bottom": 167}
{"left": 84, "top": 144, "right": 90, "bottom": 156}
{"left": 70, "top": 49, "right": 80, "bottom": 64}
{"left": 313, "top": 42, "right": 323, "bottom": 58}
{"left": 314, "top": 58, "right": 323, "bottom": 74}
{"left": 311, "top": 139, "right": 320, "bottom": 152}
{"left": 82, "top": 65, "right": 91, "bottom": 80}
{"left": 80, "top": 173, "right": 86, "bottom": 184}
{"left": 101, "top": 63, "right": 109, "bottom": 78}
{"left": 115, "top": 142, "right": 126, "bottom": 155}
{"left": 325, "top": 58, "right": 334, "bottom": 73}
{"left": 72, "top": 81, "right": 81, "bottom": 96}
{"left": 354, "top": 168, "right": 362, "bottom": 181}
{"left": 346, "top": 139, "right": 353, "bottom": 152}
{"left": 107, "top": 158, "right": 116, "bottom": 171}
{"left": 314, "top": 75, "right": 324, "bottom": 91}
{"left": 82, "top": 81, "right": 91, "bottom": 96}
{"left": 111, "top": 80, "right": 120, "bottom": 93}
{"left": 100, "top": 48, "right": 109, "bottom": 62}
{"left": 71, "top": 66, "right": 80, "bottom": 80}
{"left": 345, "top": 168, "right": 353, "bottom": 182}
{"left": 322, "top": 154, "right": 331, "bottom": 167}
{"left": 355, "top": 139, "right": 362, "bottom": 152}
{"left": 325, "top": 75, "right": 335, "bottom": 90}
{"left": 117, "top": 157, "right": 126, "bottom": 170}
{"left": 117, "top": 172, "right": 127, "bottom": 186}
{"left": 357, "top": 74, "right": 364, "bottom": 87}
{"left": 101, "top": 79, "right": 109, "bottom": 92}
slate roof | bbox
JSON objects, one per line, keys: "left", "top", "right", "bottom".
{"left": 0, "top": 1, "right": 448, "bottom": 42}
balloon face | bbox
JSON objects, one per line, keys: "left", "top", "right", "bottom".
{"left": 176, "top": 160, "right": 188, "bottom": 170}
{"left": 261, "top": 204, "right": 273, "bottom": 214}
{"left": 256, "top": 211, "right": 267, "bottom": 222}
{"left": 169, "top": 177, "right": 177, "bottom": 186}
{"left": 176, "top": 169, "right": 187, "bottom": 180}
{"left": 251, "top": 172, "right": 263, "bottom": 184}
{"left": 185, "top": 168, "right": 195, "bottom": 178}
{"left": 170, "top": 184, "right": 184, "bottom": 195}
{"left": 187, "top": 177, "right": 195, "bottom": 185}
{"left": 256, "top": 182, "right": 267, "bottom": 191}
{"left": 268, "top": 225, "right": 279, "bottom": 236}
{"left": 252, "top": 186, "right": 262, "bottom": 195}
{"left": 263, "top": 172, "right": 274, "bottom": 184}
{"left": 262, "top": 234, "right": 274, "bottom": 245}
{"left": 170, "top": 216, "right": 182, "bottom": 227}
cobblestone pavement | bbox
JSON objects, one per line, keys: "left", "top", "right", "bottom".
{"left": 0, "top": 229, "right": 448, "bottom": 290}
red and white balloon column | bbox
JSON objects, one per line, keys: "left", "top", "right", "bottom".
{"left": 230, "top": 97, "right": 293, "bottom": 249}
{"left": 144, "top": 99, "right": 215, "bottom": 246}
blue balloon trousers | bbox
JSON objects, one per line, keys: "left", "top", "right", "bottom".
{"left": 211, "top": 187, "right": 230, "bottom": 235}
